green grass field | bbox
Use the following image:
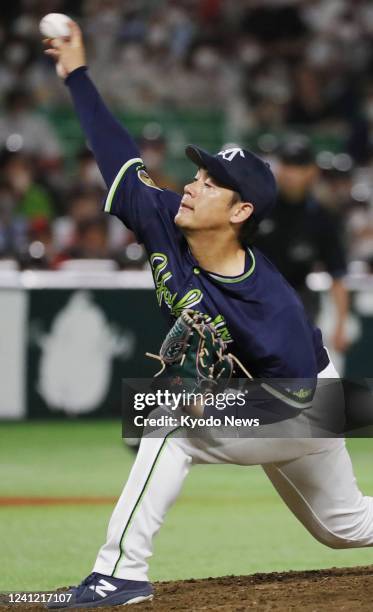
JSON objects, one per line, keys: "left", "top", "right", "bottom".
{"left": 0, "top": 421, "right": 372, "bottom": 591}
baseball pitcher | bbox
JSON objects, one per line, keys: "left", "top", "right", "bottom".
{"left": 44, "top": 22, "right": 373, "bottom": 609}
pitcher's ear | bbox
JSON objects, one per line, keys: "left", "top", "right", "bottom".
{"left": 230, "top": 202, "right": 254, "bottom": 226}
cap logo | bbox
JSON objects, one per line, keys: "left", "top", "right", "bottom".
{"left": 217, "top": 148, "right": 245, "bottom": 162}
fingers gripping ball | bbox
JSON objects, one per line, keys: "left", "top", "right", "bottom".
{"left": 41, "top": 17, "right": 84, "bottom": 80}
{"left": 39, "top": 13, "right": 71, "bottom": 38}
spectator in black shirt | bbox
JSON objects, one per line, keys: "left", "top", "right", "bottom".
{"left": 256, "top": 139, "right": 349, "bottom": 353}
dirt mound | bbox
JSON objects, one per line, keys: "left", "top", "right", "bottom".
{"left": 1, "top": 566, "right": 372, "bottom": 611}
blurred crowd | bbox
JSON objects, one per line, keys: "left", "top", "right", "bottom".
{"left": 0, "top": 0, "right": 373, "bottom": 271}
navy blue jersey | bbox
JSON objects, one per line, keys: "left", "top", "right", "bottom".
{"left": 66, "top": 67, "right": 328, "bottom": 392}
{"left": 104, "top": 159, "right": 328, "bottom": 382}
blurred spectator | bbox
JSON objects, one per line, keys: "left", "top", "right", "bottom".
{"left": 0, "top": 179, "right": 28, "bottom": 259}
{"left": 1, "top": 0, "right": 372, "bottom": 122}
{"left": 347, "top": 202, "right": 373, "bottom": 271}
{"left": 53, "top": 187, "right": 103, "bottom": 252}
{"left": 53, "top": 185, "right": 132, "bottom": 257}
{"left": 0, "top": 150, "right": 54, "bottom": 220}
{"left": 0, "top": 0, "right": 373, "bottom": 273}
{"left": 315, "top": 165, "right": 354, "bottom": 214}
{"left": 139, "top": 126, "right": 182, "bottom": 192}
{"left": 56, "top": 215, "right": 111, "bottom": 265}
{"left": 20, "top": 216, "right": 57, "bottom": 269}
{"left": 0, "top": 88, "right": 61, "bottom": 163}
{"left": 70, "top": 148, "right": 105, "bottom": 191}
{"left": 286, "top": 66, "right": 331, "bottom": 126}
{"left": 346, "top": 180, "right": 373, "bottom": 271}
{"left": 256, "top": 138, "right": 350, "bottom": 352}
{"left": 240, "top": 2, "right": 308, "bottom": 50}
{"left": 347, "top": 83, "right": 373, "bottom": 165}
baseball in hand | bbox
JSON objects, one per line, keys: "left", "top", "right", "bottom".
{"left": 39, "top": 13, "right": 71, "bottom": 38}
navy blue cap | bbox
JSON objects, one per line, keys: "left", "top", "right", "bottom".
{"left": 185, "top": 145, "right": 277, "bottom": 222}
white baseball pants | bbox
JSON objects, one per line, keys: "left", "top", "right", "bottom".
{"left": 93, "top": 360, "right": 373, "bottom": 581}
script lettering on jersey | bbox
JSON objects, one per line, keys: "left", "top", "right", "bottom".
{"left": 150, "top": 252, "right": 233, "bottom": 342}
{"left": 150, "top": 253, "right": 203, "bottom": 316}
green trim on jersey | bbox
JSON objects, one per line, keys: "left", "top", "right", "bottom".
{"left": 261, "top": 382, "right": 314, "bottom": 409}
{"left": 207, "top": 248, "right": 256, "bottom": 284}
{"left": 104, "top": 157, "right": 143, "bottom": 212}
{"left": 111, "top": 426, "right": 181, "bottom": 578}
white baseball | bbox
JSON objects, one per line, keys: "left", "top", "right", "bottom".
{"left": 39, "top": 13, "right": 71, "bottom": 38}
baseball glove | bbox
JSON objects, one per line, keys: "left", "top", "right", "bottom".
{"left": 146, "top": 310, "right": 251, "bottom": 394}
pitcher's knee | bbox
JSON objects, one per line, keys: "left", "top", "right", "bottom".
{"left": 308, "top": 496, "right": 373, "bottom": 549}
{"left": 313, "top": 522, "right": 373, "bottom": 549}
{"left": 316, "top": 530, "right": 352, "bottom": 549}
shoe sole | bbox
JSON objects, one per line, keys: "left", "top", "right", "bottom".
{"left": 124, "top": 594, "right": 154, "bottom": 605}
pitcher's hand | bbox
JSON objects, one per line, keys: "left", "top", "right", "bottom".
{"left": 44, "top": 21, "right": 86, "bottom": 79}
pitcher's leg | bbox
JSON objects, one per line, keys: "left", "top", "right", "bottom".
{"left": 263, "top": 438, "right": 373, "bottom": 548}
{"left": 93, "top": 429, "right": 193, "bottom": 581}
{"left": 92, "top": 427, "right": 254, "bottom": 582}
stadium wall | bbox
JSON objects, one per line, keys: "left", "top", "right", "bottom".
{"left": 0, "top": 271, "right": 372, "bottom": 420}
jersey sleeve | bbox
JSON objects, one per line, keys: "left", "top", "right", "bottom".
{"left": 65, "top": 67, "right": 139, "bottom": 187}
{"left": 261, "top": 304, "right": 318, "bottom": 407}
{"left": 275, "top": 305, "right": 317, "bottom": 374}
{"left": 103, "top": 159, "right": 180, "bottom": 243}
{"left": 65, "top": 66, "right": 181, "bottom": 243}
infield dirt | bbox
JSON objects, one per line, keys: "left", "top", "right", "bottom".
{"left": 0, "top": 565, "right": 372, "bottom": 611}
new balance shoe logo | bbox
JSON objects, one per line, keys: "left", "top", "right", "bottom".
{"left": 89, "top": 579, "right": 118, "bottom": 598}
{"left": 218, "top": 148, "right": 245, "bottom": 162}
